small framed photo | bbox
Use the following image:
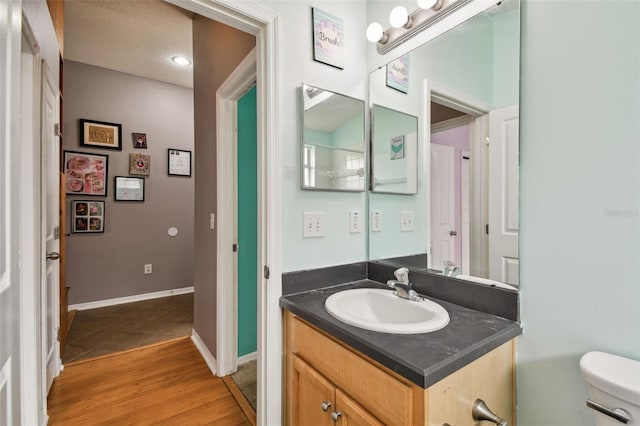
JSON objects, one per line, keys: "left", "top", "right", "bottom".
{"left": 79, "top": 119, "right": 122, "bottom": 151}
{"left": 386, "top": 54, "right": 410, "bottom": 94}
{"left": 391, "top": 135, "right": 405, "bottom": 160}
{"left": 129, "top": 153, "right": 151, "bottom": 176}
{"left": 114, "top": 176, "right": 145, "bottom": 202}
{"left": 64, "top": 151, "right": 108, "bottom": 196}
{"left": 132, "top": 132, "right": 148, "bottom": 149}
{"left": 72, "top": 200, "right": 105, "bottom": 233}
{"left": 312, "top": 7, "right": 344, "bottom": 70}
{"left": 168, "top": 149, "right": 192, "bottom": 177}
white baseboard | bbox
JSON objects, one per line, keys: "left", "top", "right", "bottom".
{"left": 238, "top": 351, "right": 257, "bottom": 365}
{"left": 68, "top": 286, "right": 194, "bottom": 311}
{"left": 191, "top": 329, "right": 217, "bottom": 376}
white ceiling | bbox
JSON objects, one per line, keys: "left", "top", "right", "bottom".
{"left": 64, "top": 0, "right": 194, "bottom": 88}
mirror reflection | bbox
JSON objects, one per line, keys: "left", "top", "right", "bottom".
{"left": 368, "top": 0, "right": 520, "bottom": 288}
{"left": 301, "top": 83, "right": 366, "bottom": 192}
{"left": 371, "top": 105, "right": 418, "bottom": 194}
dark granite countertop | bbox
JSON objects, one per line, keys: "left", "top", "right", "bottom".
{"left": 280, "top": 279, "right": 522, "bottom": 389}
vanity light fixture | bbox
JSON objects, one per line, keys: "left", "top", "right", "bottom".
{"left": 367, "top": 0, "right": 476, "bottom": 55}
{"left": 171, "top": 56, "right": 191, "bottom": 66}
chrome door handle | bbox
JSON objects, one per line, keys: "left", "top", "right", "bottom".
{"left": 449, "top": 230, "right": 457, "bottom": 236}
{"left": 46, "top": 252, "right": 60, "bottom": 261}
{"left": 587, "top": 400, "right": 631, "bottom": 424}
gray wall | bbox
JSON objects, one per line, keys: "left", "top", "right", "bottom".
{"left": 63, "top": 61, "right": 195, "bottom": 304}
{"left": 192, "top": 17, "right": 256, "bottom": 353}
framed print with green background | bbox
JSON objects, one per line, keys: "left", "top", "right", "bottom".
{"left": 312, "top": 8, "right": 344, "bottom": 69}
{"left": 63, "top": 151, "right": 108, "bottom": 196}
{"left": 168, "top": 149, "right": 192, "bottom": 177}
{"left": 72, "top": 200, "right": 105, "bottom": 233}
{"left": 114, "top": 176, "right": 145, "bottom": 202}
{"left": 79, "top": 119, "right": 122, "bottom": 151}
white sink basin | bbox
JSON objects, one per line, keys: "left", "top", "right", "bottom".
{"left": 324, "top": 288, "right": 450, "bottom": 334}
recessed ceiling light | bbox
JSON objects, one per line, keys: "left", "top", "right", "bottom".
{"left": 172, "top": 56, "right": 191, "bottom": 66}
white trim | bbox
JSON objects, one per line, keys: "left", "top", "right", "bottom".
{"left": 191, "top": 330, "right": 217, "bottom": 376}
{"left": 238, "top": 351, "right": 257, "bottom": 365}
{"left": 431, "top": 115, "right": 473, "bottom": 133}
{"left": 163, "top": 3, "right": 281, "bottom": 425}
{"left": 68, "top": 286, "right": 194, "bottom": 311}
{"left": 216, "top": 49, "right": 256, "bottom": 378}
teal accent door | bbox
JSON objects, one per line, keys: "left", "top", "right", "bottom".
{"left": 237, "top": 85, "right": 257, "bottom": 357}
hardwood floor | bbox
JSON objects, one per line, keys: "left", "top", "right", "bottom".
{"left": 48, "top": 337, "right": 251, "bottom": 425}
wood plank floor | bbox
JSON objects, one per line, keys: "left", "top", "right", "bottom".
{"left": 48, "top": 337, "right": 251, "bottom": 425}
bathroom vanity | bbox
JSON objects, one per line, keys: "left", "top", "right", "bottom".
{"left": 281, "top": 279, "right": 522, "bottom": 426}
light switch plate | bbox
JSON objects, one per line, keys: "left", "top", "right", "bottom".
{"left": 400, "top": 211, "right": 414, "bottom": 232}
{"left": 349, "top": 210, "right": 361, "bottom": 234}
{"left": 371, "top": 211, "right": 382, "bottom": 232}
{"left": 303, "top": 212, "right": 325, "bottom": 238}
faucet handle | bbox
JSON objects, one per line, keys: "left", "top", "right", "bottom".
{"left": 394, "top": 267, "right": 409, "bottom": 283}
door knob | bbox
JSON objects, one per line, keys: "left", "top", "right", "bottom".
{"left": 449, "top": 230, "right": 457, "bottom": 236}
{"left": 320, "top": 401, "right": 331, "bottom": 412}
{"left": 472, "top": 399, "right": 507, "bottom": 426}
{"left": 46, "top": 252, "right": 60, "bottom": 261}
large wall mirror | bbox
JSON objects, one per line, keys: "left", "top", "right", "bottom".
{"left": 368, "top": 0, "right": 520, "bottom": 288}
{"left": 301, "top": 83, "right": 366, "bottom": 192}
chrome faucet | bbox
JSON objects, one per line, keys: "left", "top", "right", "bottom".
{"left": 442, "top": 261, "right": 460, "bottom": 277}
{"left": 387, "top": 267, "right": 423, "bottom": 302}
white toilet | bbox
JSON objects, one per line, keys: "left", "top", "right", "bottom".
{"left": 580, "top": 351, "right": 640, "bottom": 425}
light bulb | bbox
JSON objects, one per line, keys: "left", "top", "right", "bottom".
{"left": 389, "top": 6, "right": 409, "bottom": 28}
{"left": 417, "top": 0, "right": 443, "bottom": 10}
{"left": 366, "top": 22, "right": 385, "bottom": 43}
{"left": 172, "top": 56, "right": 191, "bottom": 66}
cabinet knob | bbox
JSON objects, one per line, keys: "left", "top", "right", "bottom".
{"left": 320, "top": 401, "right": 331, "bottom": 412}
{"left": 331, "top": 411, "right": 342, "bottom": 422}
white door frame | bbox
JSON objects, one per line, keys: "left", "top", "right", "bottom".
{"left": 164, "top": 2, "right": 281, "bottom": 425}
{"left": 216, "top": 49, "right": 256, "bottom": 376}
{"left": 425, "top": 80, "right": 489, "bottom": 271}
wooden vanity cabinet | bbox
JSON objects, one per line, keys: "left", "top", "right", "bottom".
{"left": 285, "top": 311, "right": 515, "bottom": 426}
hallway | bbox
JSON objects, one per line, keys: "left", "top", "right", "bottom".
{"left": 48, "top": 337, "right": 251, "bottom": 425}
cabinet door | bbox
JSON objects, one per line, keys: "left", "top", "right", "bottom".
{"left": 336, "top": 389, "right": 384, "bottom": 426}
{"left": 291, "top": 355, "right": 335, "bottom": 426}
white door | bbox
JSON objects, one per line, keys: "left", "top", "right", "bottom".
{"left": 1, "top": 0, "right": 24, "bottom": 422}
{"left": 488, "top": 105, "right": 519, "bottom": 286}
{"left": 430, "top": 143, "right": 456, "bottom": 271}
{"left": 41, "top": 62, "right": 61, "bottom": 390}
{"left": 461, "top": 152, "right": 470, "bottom": 275}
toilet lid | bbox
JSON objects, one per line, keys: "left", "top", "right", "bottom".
{"left": 580, "top": 351, "right": 640, "bottom": 405}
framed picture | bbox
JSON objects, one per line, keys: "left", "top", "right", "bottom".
{"left": 79, "top": 119, "right": 122, "bottom": 151}
{"left": 72, "top": 200, "right": 105, "bottom": 233}
{"left": 312, "top": 8, "right": 344, "bottom": 70}
{"left": 114, "top": 176, "right": 145, "bottom": 202}
{"left": 63, "top": 151, "right": 108, "bottom": 196}
{"left": 132, "top": 132, "right": 148, "bottom": 149}
{"left": 391, "top": 135, "right": 405, "bottom": 160}
{"left": 386, "top": 54, "right": 410, "bottom": 94}
{"left": 168, "top": 149, "right": 192, "bottom": 177}
{"left": 129, "top": 153, "right": 151, "bottom": 176}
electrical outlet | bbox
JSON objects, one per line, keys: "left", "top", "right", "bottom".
{"left": 371, "top": 211, "right": 382, "bottom": 232}
{"left": 400, "top": 211, "right": 415, "bottom": 232}
{"left": 303, "top": 212, "right": 325, "bottom": 238}
{"left": 349, "top": 210, "right": 361, "bottom": 234}
{"left": 144, "top": 264, "right": 152, "bottom": 274}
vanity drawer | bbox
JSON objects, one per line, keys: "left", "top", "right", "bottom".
{"left": 287, "top": 314, "right": 415, "bottom": 426}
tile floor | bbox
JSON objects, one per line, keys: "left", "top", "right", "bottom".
{"left": 63, "top": 293, "right": 194, "bottom": 363}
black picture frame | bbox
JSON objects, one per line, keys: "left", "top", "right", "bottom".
{"left": 167, "top": 149, "right": 192, "bottom": 177}
{"left": 63, "top": 150, "right": 109, "bottom": 196}
{"left": 79, "top": 118, "right": 123, "bottom": 151}
{"left": 114, "top": 176, "right": 145, "bottom": 202}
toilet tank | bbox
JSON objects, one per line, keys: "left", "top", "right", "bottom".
{"left": 580, "top": 351, "right": 640, "bottom": 426}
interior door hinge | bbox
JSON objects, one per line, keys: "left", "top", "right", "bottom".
{"left": 485, "top": 224, "right": 489, "bottom": 235}
{"left": 54, "top": 123, "right": 61, "bottom": 136}
{"left": 232, "top": 243, "right": 239, "bottom": 252}
{"left": 54, "top": 226, "right": 60, "bottom": 239}
{"left": 56, "top": 327, "right": 60, "bottom": 342}
{"left": 264, "top": 265, "right": 270, "bottom": 279}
